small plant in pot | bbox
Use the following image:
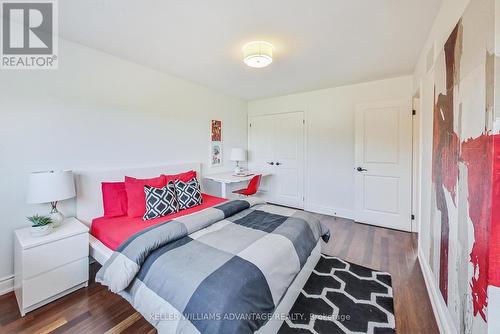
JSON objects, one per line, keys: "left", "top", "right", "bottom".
{"left": 28, "top": 215, "right": 54, "bottom": 237}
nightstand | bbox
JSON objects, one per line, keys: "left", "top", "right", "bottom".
{"left": 14, "top": 217, "right": 89, "bottom": 316}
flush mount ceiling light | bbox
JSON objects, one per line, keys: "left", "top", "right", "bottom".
{"left": 243, "top": 41, "right": 274, "bottom": 68}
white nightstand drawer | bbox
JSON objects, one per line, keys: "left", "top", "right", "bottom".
{"left": 22, "top": 257, "right": 88, "bottom": 308}
{"left": 23, "top": 233, "right": 88, "bottom": 279}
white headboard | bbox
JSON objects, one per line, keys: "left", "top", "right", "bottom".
{"left": 75, "top": 162, "right": 201, "bottom": 226}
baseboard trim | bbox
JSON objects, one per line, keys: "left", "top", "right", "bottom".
{"left": 304, "top": 203, "right": 354, "bottom": 220}
{"left": 417, "top": 248, "right": 456, "bottom": 334}
{"left": 0, "top": 275, "right": 14, "bottom": 296}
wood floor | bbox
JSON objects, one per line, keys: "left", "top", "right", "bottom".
{"left": 0, "top": 215, "right": 439, "bottom": 334}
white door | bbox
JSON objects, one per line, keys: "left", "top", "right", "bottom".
{"left": 248, "top": 112, "right": 305, "bottom": 208}
{"left": 354, "top": 99, "right": 412, "bottom": 231}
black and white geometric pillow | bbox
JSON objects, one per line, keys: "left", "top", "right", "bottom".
{"left": 174, "top": 177, "right": 203, "bottom": 210}
{"left": 143, "top": 182, "right": 179, "bottom": 220}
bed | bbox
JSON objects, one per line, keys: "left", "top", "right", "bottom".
{"left": 75, "top": 163, "right": 328, "bottom": 333}
{"left": 91, "top": 193, "right": 227, "bottom": 251}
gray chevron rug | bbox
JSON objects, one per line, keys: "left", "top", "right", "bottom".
{"left": 279, "top": 254, "right": 395, "bottom": 334}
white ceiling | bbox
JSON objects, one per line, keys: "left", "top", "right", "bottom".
{"left": 59, "top": 0, "right": 442, "bottom": 100}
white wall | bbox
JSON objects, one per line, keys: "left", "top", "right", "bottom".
{"left": 248, "top": 76, "right": 413, "bottom": 219}
{"left": 0, "top": 38, "right": 247, "bottom": 293}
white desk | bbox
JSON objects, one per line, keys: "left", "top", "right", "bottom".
{"left": 204, "top": 171, "right": 270, "bottom": 198}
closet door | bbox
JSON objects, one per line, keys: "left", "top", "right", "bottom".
{"left": 272, "top": 112, "right": 305, "bottom": 208}
{"left": 248, "top": 114, "right": 276, "bottom": 198}
{"left": 248, "top": 112, "right": 305, "bottom": 208}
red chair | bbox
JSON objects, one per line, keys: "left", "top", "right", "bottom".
{"left": 232, "top": 175, "right": 262, "bottom": 197}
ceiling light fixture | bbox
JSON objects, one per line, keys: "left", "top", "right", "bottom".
{"left": 243, "top": 41, "right": 274, "bottom": 68}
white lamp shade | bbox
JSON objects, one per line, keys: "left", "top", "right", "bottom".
{"left": 230, "top": 148, "right": 247, "bottom": 162}
{"left": 243, "top": 41, "right": 274, "bottom": 68}
{"left": 27, "top": 170, "right": 76, "bottom": 204}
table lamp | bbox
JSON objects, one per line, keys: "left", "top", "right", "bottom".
{"left": 230, "top": 148, "right": 246, "bottom": 174}
{"left": 27, "top": 170, "right": 76, "bottom": 227}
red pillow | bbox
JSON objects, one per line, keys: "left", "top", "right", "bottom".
{"left": 124, "top": 175, "right": 167, "bottom": 217}
{"left": 102, "top": 182, "right": 128, "bottom": 217}
{"left": 162, "top": 170, "right": 197, "bottom": 183}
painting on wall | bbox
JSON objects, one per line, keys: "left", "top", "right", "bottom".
{"left": 211, "top": 120, "right": 222, "bottom": 142}
{"left": 210, "top": 120, "right": 222, "bottom": 167}
{"left": 210, "top": 141, "right": 222, "bottom": 167}
{"left": 427, "top": 0, "right": 497, "bottom": 332}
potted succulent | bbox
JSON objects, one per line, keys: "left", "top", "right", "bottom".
{"left": 27, "top": 214, "right": 54, "bottom": 237}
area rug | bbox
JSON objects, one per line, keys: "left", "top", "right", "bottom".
{"left": 279, "top": 254, "right": 395, "bottom": 334}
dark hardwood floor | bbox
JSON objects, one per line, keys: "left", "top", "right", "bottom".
{"left": 0, "top": 215, "right": 438, "bottom": 334}
{"left": 316, "top": 214, "right": 439, "bottom": 334}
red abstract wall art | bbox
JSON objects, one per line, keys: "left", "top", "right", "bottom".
{"left": 428, "top": 0, "right": 499, "bottom": 329}
{"left": 431, "top": 22, "right": 461, "bottom": 304}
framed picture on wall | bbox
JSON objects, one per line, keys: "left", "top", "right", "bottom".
{"left": 210, "top": 141, "right": 222, "bottom": 167}
{"left": 211, "top": 120, "right": 222, "bottom": 142}
{"left": 210, "top": 120, "right": 222, "bottom": 166}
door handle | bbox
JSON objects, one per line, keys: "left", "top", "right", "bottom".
{"left": 276, "top": 162, "right": 282, "bottom": 166}
{"left": 267, "top": 162, "right": 275, "bottom": 165}
{"left": 356, "top": 167, "right": 367, "bottom": 172}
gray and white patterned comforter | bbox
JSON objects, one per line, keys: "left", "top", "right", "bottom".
{"left": 96, "top": 198, "right": 330, "bottom": 334}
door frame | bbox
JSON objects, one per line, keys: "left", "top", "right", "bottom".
{"left": 412, "top": 95, "right": 422, "bottom": 233}
{"left": 248, "top": 111, "right": 306, "bottom": 209}
{"left": 354, "top": 98, "right": 414, "bottom": 232}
